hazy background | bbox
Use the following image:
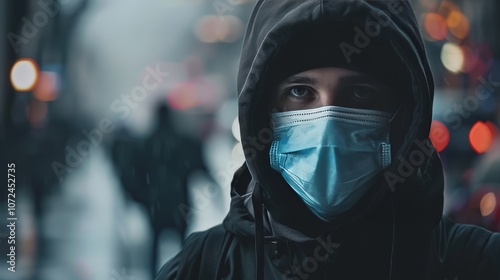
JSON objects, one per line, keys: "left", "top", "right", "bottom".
{"left": 1, "top": 0, "right": 500, "bottom": 279}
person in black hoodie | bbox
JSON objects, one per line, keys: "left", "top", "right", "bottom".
{"left": 156, "top": 1, "right": 500, "bottom": 279}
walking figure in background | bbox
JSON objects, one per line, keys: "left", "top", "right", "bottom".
{"left": 112, "top": 103, "right": 212, "bottom": 279}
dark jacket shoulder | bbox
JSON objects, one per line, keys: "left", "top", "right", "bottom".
{"left": 155, "top": 224, "right": 228, "bottom": 280}
{"left": 431, "top": 216, "right": 500, "bottom": 279}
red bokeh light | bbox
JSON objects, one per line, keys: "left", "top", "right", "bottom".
{"left": 469, "top": 121, "right": 494, "bottom": 154}
{"left": 429, "top": 120, "right": 450, "bottom": 152}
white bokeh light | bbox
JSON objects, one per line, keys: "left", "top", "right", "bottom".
{"left": 10, "top": 59, "right": 38, "bottom": 92}
{"left": 231, "top": 117, "right": 241, "bottom": 142}
{"left": 441, "top": 43, "right": 464, "bottom": 73}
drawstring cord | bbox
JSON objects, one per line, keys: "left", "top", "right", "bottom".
{"left": 250, "top": 182, "right": 397, "bottom": 280}
{"left": 389, "top": 195, "right": 396, "bottom": 280}
{"left": 252, "top": 183, "right": 264, "bottom": 280}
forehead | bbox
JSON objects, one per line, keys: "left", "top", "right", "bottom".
{"left": 278, "top": 67, "right": 385, "bottom": 87}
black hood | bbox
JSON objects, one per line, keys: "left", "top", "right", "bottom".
{"left": 234, "top": 0, "right": 443, "bottom": 237}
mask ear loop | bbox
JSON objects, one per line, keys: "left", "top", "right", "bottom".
{"left": 388, "top": 100, "right": 411, "bottom": 279}
{"left": 387, "top": 102, "right": 407, "bottom": 166}
{"left": 387, "top": 104, "right": 403, "bottom": 280}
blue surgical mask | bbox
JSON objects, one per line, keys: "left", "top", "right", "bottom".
{"left": 269, "top": 106, "right": 392, "bottom": 222}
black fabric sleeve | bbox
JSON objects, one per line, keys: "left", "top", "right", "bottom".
{"left": 436, "top": 217, "right": 500, "bottom": 280}
{"left": 155, "top": 224, "right": 229, "bottom": 280}
{"left": 475, "top": 231, "right": 500, "bottom": 279}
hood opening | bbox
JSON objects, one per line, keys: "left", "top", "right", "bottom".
{"left": 232, "top": 2, "right": 443, "bottom": 278}
{"left": 243, "top": 20, "right": 424, "bottom": 233}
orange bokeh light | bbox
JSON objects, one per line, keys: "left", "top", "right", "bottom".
{"left": 429, "top": 120, "right": 450, "bottom": 152}
{"left": 446, "top": 10, "right": 470, "bottom": 40}
{"left": 167, "top": 82, "right": 200, "bottom": 110}
{"left": 423, "top": 13, "right": 447, "bottom": 41}
{"left": 193, "top": 15, "right": 244, "bottom": 44}
{"left": 469, "top": 121, "right": 494, "bottom": 154}
{"left": 34, "top": 71, "right": 59, "bottom": 101}
{"left": 480, "top": 192, "right": 497, "bottom": 217}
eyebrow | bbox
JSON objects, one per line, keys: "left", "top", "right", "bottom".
{"left": 279, "top": 72, "right": 382, "bottom": 88}
{"left": 279, "top": 76, "right": 317, "bottom": 87}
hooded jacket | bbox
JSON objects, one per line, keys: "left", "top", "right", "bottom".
{"left": 156, "top": 1, "right": 500, "bottom": 279}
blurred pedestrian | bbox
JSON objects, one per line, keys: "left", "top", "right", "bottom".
{"left": 113, "top": 103, "right": 212, "bottom": 278}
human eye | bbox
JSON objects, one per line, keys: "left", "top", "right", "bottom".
{"left": 275, "top": 84, "right": 317, "bottom": 111}
{"left": 348, "top": 85, "right": 381, "bottom": 103}
{"left": 286, "top": 86, "right": 314, "bottom": 100}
